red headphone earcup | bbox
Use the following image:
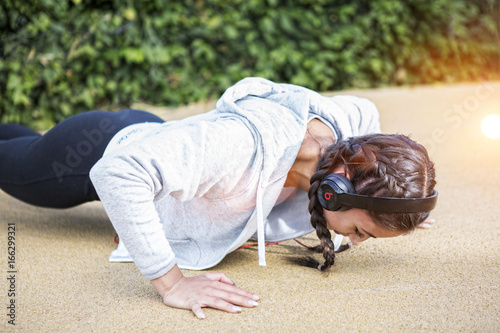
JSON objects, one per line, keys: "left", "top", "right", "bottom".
{"left": 317, "top": 174, "right": 355, "bottom": 211}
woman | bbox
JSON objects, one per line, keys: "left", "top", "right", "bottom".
{"left": 0, "top": 78, "right": 436, "bottom": 319}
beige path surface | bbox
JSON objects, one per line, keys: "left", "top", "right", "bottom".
{"left": 1, "top": 82, "right": 499, "bottom": 332}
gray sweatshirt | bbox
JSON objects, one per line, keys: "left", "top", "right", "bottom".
{"left": 89, "top": 77, "right": 381, "bottom": 280}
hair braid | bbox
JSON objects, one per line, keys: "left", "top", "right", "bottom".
{"left": 289, "top": 142, "right": 352, "bottom": 271}
{"left": 308, "top": 166, "right": 337, "bottom": 271}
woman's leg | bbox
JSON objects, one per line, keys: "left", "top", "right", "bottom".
{"left": 0, "top": 109, "right": 164, "bottom": 208}
{"left": 0, "top": 124, "right": 41, "bottom": 140}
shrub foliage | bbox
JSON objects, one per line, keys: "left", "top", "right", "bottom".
{"left": 1, "top": 0, "right": 499, "bottom": 128}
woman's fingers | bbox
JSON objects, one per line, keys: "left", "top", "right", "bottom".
{"left": 202, "top": 272, "right": 260, "bottom": 301}
{"left": 187, "top": 280, "right": 259, "bottom": 319}
{"left": 163, "top": 273, "right": 260, "bottom": 319}
{"left": 191, "top": 304, "right": 206, "bottom": 319}
{"left": 199, "top": 296, "right": 245, "bottom": 313}
{"left": 203, "top": 272, "right": 235, "bottom": 285}
{"left": 204, "top": 284, "right": 260, "bottom": 308}
{"left": 417, "top": 218, "right": 436, "bottom": 229}
{"left": 335, "top": 242, "right": 353, "bottom": 252}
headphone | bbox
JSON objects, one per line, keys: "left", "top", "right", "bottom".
{"left": 317, "top": 174, "right": 438, "bottom": 213}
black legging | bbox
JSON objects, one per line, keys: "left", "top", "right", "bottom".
{"left": 0, "top": 109, "right": 164, "bottom": 208}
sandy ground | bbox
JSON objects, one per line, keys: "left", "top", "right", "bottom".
{"left": 1, "top": 82, "right": 499, "bottom": 332}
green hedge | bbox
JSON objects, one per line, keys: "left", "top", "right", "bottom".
{"left": 1, "top": 0, "right": 499, "bottom": 129}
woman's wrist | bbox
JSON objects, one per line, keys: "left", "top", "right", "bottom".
{"left": 150, "top": 264, "right": 184, "bottom": 298}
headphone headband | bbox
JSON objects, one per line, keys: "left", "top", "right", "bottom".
{"left": 318, "top": 174, "right": 438, "bottom": 213}
{"left": 333, "top": 189, "right": 438, "bottom": 213}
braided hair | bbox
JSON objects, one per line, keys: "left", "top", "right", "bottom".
{"left": 293, "top": 133, "right": 436, "bottom": 272}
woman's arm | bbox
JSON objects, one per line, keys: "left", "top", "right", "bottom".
{"left": 90, "top": 117, "right": 258, "bottom": 317}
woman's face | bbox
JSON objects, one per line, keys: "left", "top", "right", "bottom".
{"left": 323, "top": 208, "right": 403, "bottom": 245}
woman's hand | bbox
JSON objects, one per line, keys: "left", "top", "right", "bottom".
{"left": 151, "top": 265, "right": 260, "bottom": 319}
{"left": 417, "top": 217, "right": 436, "bottom": 229}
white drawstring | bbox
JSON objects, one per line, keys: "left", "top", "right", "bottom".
{"left": 256, "top": 185, "right": 266, "bottom": 266}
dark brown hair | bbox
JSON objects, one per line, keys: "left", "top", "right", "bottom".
{"left": 293, "top": 133, "right": 436, "bottom": 271}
